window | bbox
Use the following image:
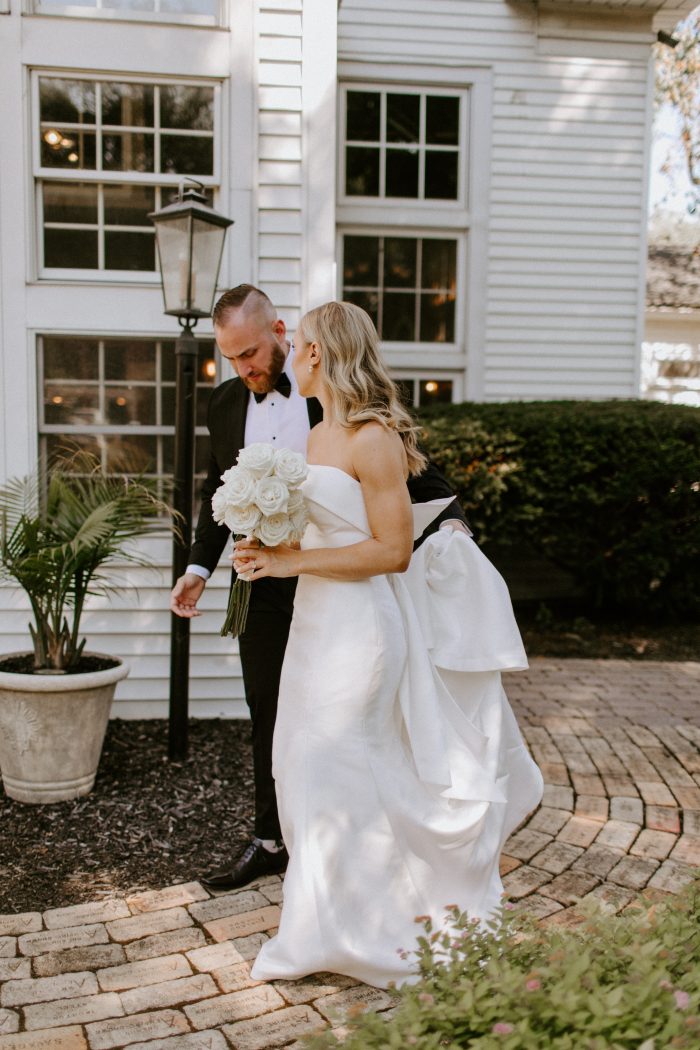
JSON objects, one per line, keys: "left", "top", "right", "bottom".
{"left": 35, "top": 75, "right": 218, "bottom": 277}
{"left": 341, "top": 86, "right": 465, "bottom": 203}
{"left": 38, "top": 335, "right": 216, "bottom": 494}
{"left": 395, "top": 377, "right": 455, "bottom": 408}
{"left": 343, "top": 234, "right": 457, "bottom": 343}
{"left": 33, "top": 0, "right": 222, "bottom": 27}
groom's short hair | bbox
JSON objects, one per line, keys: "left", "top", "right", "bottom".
{"left": 213, "top": 284, "right": 276, "bottom": 328}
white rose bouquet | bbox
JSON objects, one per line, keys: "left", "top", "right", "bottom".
{"left": 212, "top": 443, "right": 309, "bottom": 637}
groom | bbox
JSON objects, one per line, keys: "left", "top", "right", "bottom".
{"left": 170, "top": 284, "right": 470, "bottom": 890}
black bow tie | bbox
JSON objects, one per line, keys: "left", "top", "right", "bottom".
{"left": 253, "top": 372, "right": 292, "bottom": 404}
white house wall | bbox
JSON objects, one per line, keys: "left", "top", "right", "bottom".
{"left": 338, "top": 0, "right": 658, "bottom": 399}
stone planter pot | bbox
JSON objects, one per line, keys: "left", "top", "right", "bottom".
{"left": 0, "top": 653, "right": 129, "bottom": 804}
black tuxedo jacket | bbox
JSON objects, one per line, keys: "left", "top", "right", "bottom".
{"left": 189, "top": 376, "right": 468, "bottom": 574}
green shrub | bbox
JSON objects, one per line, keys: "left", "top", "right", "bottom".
{"left": 419, "top": 401, "right": 700, "bottom": 616}
{"left": 309, "top": 879, "right": 700, "bottom": 1049}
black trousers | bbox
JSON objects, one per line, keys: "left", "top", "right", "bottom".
{"left": 237, "top": 575, "right": 298, "bottom": 841}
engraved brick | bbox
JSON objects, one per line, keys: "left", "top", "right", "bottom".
{"left": 0, "top": 1027, "right": 87, "bottom": 1049}
{"left": 538, "top": 762, "right": 570, "bottom": 786}
{"left": 501, "top": 865, "right": 552, "bottom": 900}
{"left": 574, "top": 796, "right": 608, "bottom": 822}
{"left": 0, "top": 940, "right": 16, "bottom": 958}
{"left": 97, "top": 953, "right": 192, "bottom": 992}
{"left": 257, "top": 881, "right": 283, "bottom": 905}
{"left": 24, "top": 993, "right": 123, "bottom": 1031}
{"left": 602, "top": 776, "right": 638, "bottom": 798}
{"left": 127, "top": 883, "right": 209, "bottom": 915}
{"left": 33, "top": 944, "right": 126, "bottom": 978}
{"left": 0, "top": 960, "right": 30, "bottom": 982}
{"left": 540, "top": 785, "right": 574, "bottom": 811}
{"left": 498, "top": 855, "right": 521, "bottom": 876}
{"left": 556, "top": 816, "right": 601, "bottom": 848}
{"left": 228, "top": 934, "right": 268, "bottom": 962}
{"left": 120, "top": 975, "right": 217, "bottom": 1016}
{"left": 629, "top": 829, "right": 676, "bottom": 861}
{"left": 570, "top": 774, "right": 607, "bottom": 797}
{"left": 682, "top": 810, "right": 700, "bottom": 836}
{"left": 85, "top": 1008, "right": 190, "bottom": 1049}
{"left": 184, "top": 985, "right": 285, "bottom": 1030}
{"left": 530, "top": 841, "right": 584, "bottom": 875}
{"left": 125, "top": 928, "right": 205, "bottom": 963}
{"left": 581, "top": 884, "right": 635, "bottom": 914}
{"left": 188, "top": 891, "right": 269, "bottom": 925}
{"left": 503, "top": 829, "right": 552, "bottom": 862}
{"left": 607, "top": 856, "right": 660, "bottom": 890}
{"left": 669, "top": 835, "right": 700, "bottom": 866}
{"left": 43, "top": 901, "right": 129, "bottom": 931}
{"left": 106, "top": 908, "right": 193, "bottom": 944}
{"left": 272, "top": 973, "right": 359, "bottom": 1006}
{"left": 645, "top": 806, "right": 681, "bottom": 834}
{"left": 595, "top": 820, "right": 640, "bottom": 851}
{"left": 1, "top": 972, "right": 98, "bottom": 1007}
{"left": 648, "top": 859, "right": 698, "bottom": 894}
{"left": 211, "top": 962, "right": 261, "bottom": 994}
{"left": 637, "top": 782, "right": 677, "bottom": 807}
{"left": 539, "top": 871, "right": 600, "bottom": 905}
{"left": 544, "top": 906, "right": 587, "bottom": 929}
{"left": 186, "top": 942, "right": 245, "bottom": 974}
{"left": 526, "top": 808, "right": 569, "bottom": 836}
{"left": 129, "top": 1033, "right": 228, "bottom": 1050}
{"left": 0, "top": 1009, "right": 19, "bottom": 1035}
{"left": 571, "top": 845, "right": 624, "bottom": 878}
{"left": 0, "top": 915, "right": 42, "bottom": 937}
{"left": 203, "top": 906, "right": 280, "bottom": 943}
{"left": 223, "top": 1004, "right": 327, "bottom": 1049}
{"left": 673, "top": 787, "right": 700, "bottom": 809}
{"left": 515, "top": 895, "right": 564, "bottom": 919}
{"left": 19, "top": 925, "right": 108, "bottom": 958}
{"left": 609, "top": 796, "right": 644, "bottom": 824}
{"left": 314, "top": 986, "right": 396, "bottom": 1024}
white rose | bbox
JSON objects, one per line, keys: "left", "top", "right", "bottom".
{"left": 286, "top": 487, "right": 305, "bottom": 512}
{"left": 289, "top": 505, "right": 308, "bottom": 541}
{"left": 255, "top": 476, "right": 290, "bottom": 517}
{"left": 237, "top": 443, "right": 276, "bottom": 478}
{"left": 273, "top": 448, "right": 308, "bottom": 487}
{"left": 213, "top": 466, "right": 257, "bottom": 517}
{"left": 257, "top": 512, "right": 293, "bottom": 546}
{"left": 225, "top": 503, "right": 261, "bottom": 535}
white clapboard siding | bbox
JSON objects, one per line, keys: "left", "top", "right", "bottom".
{"left": 338, "top": 0, "right": 654, "bottom": 400}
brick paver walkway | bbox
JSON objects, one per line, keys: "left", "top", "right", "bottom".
{"left": 1, "top": 658, "right": 699, "bottom": 1050}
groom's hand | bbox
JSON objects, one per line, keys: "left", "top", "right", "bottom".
{"left": 170, "top": 572, "right": 206, "bottom": 617}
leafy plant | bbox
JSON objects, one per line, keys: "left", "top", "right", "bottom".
{"left": 310, "top": 878, "right": 700, "bottom": 1049}
{"left": 0, "top": 451, "right": 175, "bottom": 671}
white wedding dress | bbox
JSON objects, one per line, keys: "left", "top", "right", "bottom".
{"left": 250, "top": 465, "right": 543, "bottom": 989}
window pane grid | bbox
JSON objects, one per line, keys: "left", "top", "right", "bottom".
{"left": 34, "top": 0, "right": 221, "bottom": 23}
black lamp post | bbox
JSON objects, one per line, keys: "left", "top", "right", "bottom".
{"left": 150, "top": 180, "right": 233, "bottom": 760}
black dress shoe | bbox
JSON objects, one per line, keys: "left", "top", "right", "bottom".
{"left": 201, "top": 840, "right": 288, "bottom": 890}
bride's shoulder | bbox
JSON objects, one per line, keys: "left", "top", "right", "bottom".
{"left": 351, "top": 422, "right": 406, "bottom": 476}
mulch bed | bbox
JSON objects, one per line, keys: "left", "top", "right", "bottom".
{"left": 0, "top": 719, "right": 255, "bottom": 915}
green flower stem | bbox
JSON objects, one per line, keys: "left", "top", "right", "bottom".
{"left": 221, "top": 574, "right": 252, "bottom": 639}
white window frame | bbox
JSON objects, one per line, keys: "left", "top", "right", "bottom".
{"left": 29, "top": 0, "right": 226, "bottom": 29}
{"left": 32, "top": 70, "right": 222, "bottom": 284}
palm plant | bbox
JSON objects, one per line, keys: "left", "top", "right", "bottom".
{"left": 0, "top": 451, "right": 175, "bottom": 671}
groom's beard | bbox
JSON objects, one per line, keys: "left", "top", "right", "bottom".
{"left": 241, "top": 343, "right": 287, "bottom": 396}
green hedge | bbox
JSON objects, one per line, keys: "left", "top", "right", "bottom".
{"left": 310, "top": 880, "right": 700, "bottom": 1049}
{"left": 418, "top": 401, "right": 700, "bottom": 616}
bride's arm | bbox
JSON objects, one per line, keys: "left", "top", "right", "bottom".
{"left": 235, "top": 424, "right": 414, "bottom": 582}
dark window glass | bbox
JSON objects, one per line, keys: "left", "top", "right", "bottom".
{"left": 422, "top": 239, "right": 456, "bottom": 290}
{"left": 383, "top": 292, "right": 415, "bottom": 341}
{"left": 426, "top": 96, "right": 459, "bottom": 145}
{"left": 425, "top": 151, "right": 458, "bottom": 200}
{"left": 43, "top": 182, "right": 97, "bottom": 224}
{"left": 105, "top": 434, "right": 157, "bottom": 473}
{"left": 418, "top": 379, "right": 453, "bottom": 404}
{"left": 43, "top": 384, "right": 99, "bottom": 425}
{"left": 345, "top": 146, "right": 379, "bottom": 196}
{"left": 104, "top": 340, "right": 156, "bottom": 381}
{"left": 386, "top": 94, "right": 419, "bottom": 143}
{"left": 105, "top": 386, "right": 156, "bottom": 425}
{"left": 101, "top": 83, "right": 154, "bottom": 128}
{"left": 160, "top": 85, "right": 214, "bottom": 130}
{"left": 45, "top": 433, "right": 101, "bottom": 463}
{"left": 384, "top": 238, "right": 417, "bottom": 289}
{"left": 41, "top": 130, "right": 96, "bottom": 170}
{"left": 385, "top": 148, "right": 418, "bottom": 198}
{"left": 44, "top": 338, "right": 99, "bottom": 380}
{"left": 342, "top": 290, "right": 379, "bottom": 330}
{"left": 343, "top": 235, "right": 379, "bottom": 287}
{"left": 161, "top": 341, "right": 177, "bottom": 382}
{"left": 160, "top": 134, "right": 213, "bottom": 176}
{"left": 103, "top": 184, "right": 155, "bottom": 226}
{"left": 195, "top": 434, "right": 211, "bottom": 475}
{"left": 40, "top": 79, "right": 96, "bottom": 124}
{"left": 346, "top": 91, "right": 380, "bottom": 141}
{"left": 196, "top": 386, "right": 212, "bottom": 427}
{"left": 44, "top": 228, "right": 98, "bottom": 268}
{"left": 420, "top": 293, "right": 455, "bottom": 342}
{"left": 103, "top": 132, "right": 154, "bottom": 173}
{"left": 104, "top": 230, "right": 156, "bottom": 271}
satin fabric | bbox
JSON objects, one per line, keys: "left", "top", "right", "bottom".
{"left": 250, "top": 465, "right": 543, "bottom": 989}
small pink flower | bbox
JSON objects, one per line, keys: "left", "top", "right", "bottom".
{"left": 659, "top": 979, "right": 673, "bottom": 991}
{"left": 492, "top": 1022, "right": 514, "bottom": 1035}
{"left": 503, "top": 902, "right": 516, "bottom": 910}
{"left": 526, "top": 978, "right": 541, "bottom": 991}
{"left": 674, "top": 990, "right": 690, "bottom": 1010}
{"left": 418, "top": 993, "right": 435, "bottom": 1005}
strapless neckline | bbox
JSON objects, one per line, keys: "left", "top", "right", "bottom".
{"left": 307, "top": 463, "right": 361, "bottom": 486}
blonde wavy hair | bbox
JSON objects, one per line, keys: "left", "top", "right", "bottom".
{"left": 298, "top": 301, "right": 427, "bottom": 477}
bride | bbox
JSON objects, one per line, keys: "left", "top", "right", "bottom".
{"left": 233, "top": 301, "right": 543, "bottom": 989}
